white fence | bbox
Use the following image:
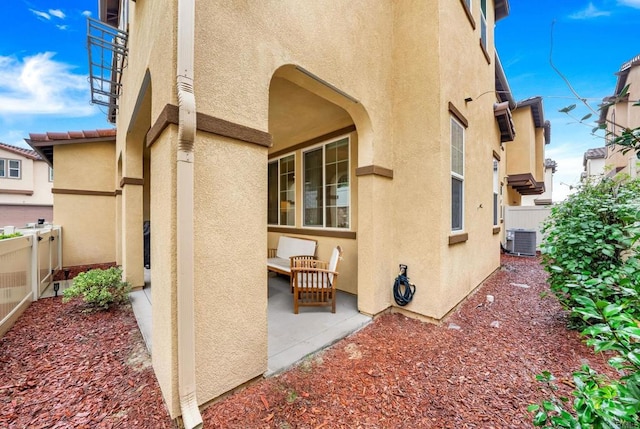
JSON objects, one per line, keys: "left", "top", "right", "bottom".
{"left": 0, "top": 226, "right": 62, "bottom": 337}
{"left": 504, "top": 206, "right": 552, "bottom": 248}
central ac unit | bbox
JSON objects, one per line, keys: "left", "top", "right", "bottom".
{"left": 505, "top": 229, "right": 537, "bottom": 256}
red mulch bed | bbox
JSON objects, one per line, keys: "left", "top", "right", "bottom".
{"left": 0, "top": 255, "right": 619, "bottom": 428}
{"left": 0, "top": 299, "right": 174, "bottom": 429}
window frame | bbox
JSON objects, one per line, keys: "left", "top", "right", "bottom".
{"left": 451, "top": 117, "right": 465, "bottom": 232}
{"left": 493, "top": 158, "right": 500, "bottom": 227}
{"left": 49, "top": 167, "right": 54, "bottom": 182}
{"left": 302, "top": 135, "right": 351, "bottom": 231}
{"left": 480, "top": 0, "right": 487, "bottom": 50}
{"left": 0, "top": 158, "right": 21, "bottom": 179}
{"left": 267, "top": 153, "right": 296, "bottom": 227}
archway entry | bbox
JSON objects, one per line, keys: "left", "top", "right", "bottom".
{"left": 265, "top": 65, "right": 371, "bottom": 374}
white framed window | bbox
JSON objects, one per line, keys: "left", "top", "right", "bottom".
{"left": 493, "top": 158, "right": 499, "bottom": 226}
{"left": 303, "top": 136, "right": 350, "bottom": 229}
{"left": 268, "top": 154, "right": 295, "bottom": 226}
{"left": 0, "top": 159, "right": 21, "bottom": 179}
{"left": 451, "top": 118, "right": 465, "bottom": 231}
{"left": 49, "top": 167, "right": 54, "bottom": 182}
{"left": 480, "top": 0, "right": 487, "bottom": 49}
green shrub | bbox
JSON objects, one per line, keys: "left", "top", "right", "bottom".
{"left": 531, "top": 176, "right": 640, "bottom": 427}
{"left": 541, "top": 177, "right": 640, "bottom": 325}
{"left": 0, "top": 232, "right": 23, "bottom": 240}
{"left": 62, "top": 267, "right": 131, "bottom": 310}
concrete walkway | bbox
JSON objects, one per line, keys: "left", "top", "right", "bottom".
{"left": 128, "top": 270, "right": 371, "bottom": 376}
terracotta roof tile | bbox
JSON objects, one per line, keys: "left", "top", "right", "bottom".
{"left": 26, "top": 129, "right": 117, "bottom": 142}
{"left": 0, "top": 141, "right": 41, "bottom": 160}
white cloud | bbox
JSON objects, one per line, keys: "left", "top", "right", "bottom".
{"left": 29, "top": 9, "right": 50, "bottom": 20}
{"left": 569, "top": 2, "right": 611, "bottom": 19}
{"left": 82, "top": 10, "right": 92, "bottom": 17}
{"left": 56, "top": 25, "right": 69, "bottom": 31}
{"left": 0, "top": 53, "right": 96, "bottom": 117}
{"left": 48, "top": 9, "right": 65, "bottom": 19}
{"left": 618, "top": 0, "right": 640, "bottom": 8}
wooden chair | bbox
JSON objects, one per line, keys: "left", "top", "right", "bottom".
{"left": 291, "top": 246, "right": 343, "bottom": 314}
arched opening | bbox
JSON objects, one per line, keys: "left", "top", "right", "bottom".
{"left": 266, "top": 65, "right": 373, "bottom": 374}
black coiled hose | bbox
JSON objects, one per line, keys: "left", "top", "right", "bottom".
{"left": 393, "top": 274, "right": 415, "bottom": 306}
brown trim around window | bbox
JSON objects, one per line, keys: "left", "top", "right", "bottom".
{"left": 0, "top": 188, "right": 33, "bottom": 196}
{"left": 268, "top": 226, "right": 356, "bottom": 240}
{"left": 492, "top": 150, "right": 501, "bottom": 161}
{"left": 147, "top": 104, "right": 272, "bottom": 149}
{"left": 355, "top": 165, "right": 393, "bottom": 179}
{"left": 268, "top": 125, "right": 357, "bottom": 159}
{"left": 52, "top": 188, "right": 116, "bottom": 197}
{"left": 459, "top": 0, "right": 476, "bottom": 29}
{"left": 448, "top": 102, "right": 468, "bottom": 128}
{"left": 448, "top": 233, "right": 468, "bottom": 245}
{"left": 479, "top": 39, "right": 491, "bottom": 64}
{"left": 493, "top": 226, "right": 501, "bottom": 235}
{"left": 120, "top": 177, "right": 144, "bottom": 187}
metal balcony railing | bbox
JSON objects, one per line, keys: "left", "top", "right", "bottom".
{"left": 87, "top": 17, "right": 128, "bottom": 123}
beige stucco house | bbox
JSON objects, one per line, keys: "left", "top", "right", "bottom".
{"left": 24, "top": 0, "right": 553, "bottom": 426}
{"left": 0, "top": 143, "right": 53, "bottom": 227}
{"left": 599, "top": 54, "right": 640, "bottom": 178}
{"left": 26, "top": 130, "right": 117, "bottom": 268}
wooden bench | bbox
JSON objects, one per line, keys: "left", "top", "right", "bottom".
{"left": 267, "top": 236, "right": 317, "bottom": 280}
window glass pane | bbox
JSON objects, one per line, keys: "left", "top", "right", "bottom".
{"left": 279, "top": 155, "right": 295, "bottom": 226}
{"left": 451, "top": 120, "right": 464, "bottom": 176}
{"left": 481, "top": 0, "right": 486, "bottom": 15}
{"left": 452, "top": 177, "right": 463, "bottom": 231}
{"left": 267, "top": 162, "right": 278, "bottom": 224}
{"left": 304, "top": 148, "right": 323, "bottom": 226}
{"left": 493, "top": 159, "right": 499, "bottom": 226}
{"left": 8, "top": 160, "right": 20, "bottom": 178}
{"left": 325, "top": 138, "right": 349, "bottom": 228}
{"left": 0, "top": 160, "right": 5, "bottom": 177}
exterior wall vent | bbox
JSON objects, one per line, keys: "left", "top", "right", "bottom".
{"left": 505, "top": 229, "right": 537, "bottom": 256}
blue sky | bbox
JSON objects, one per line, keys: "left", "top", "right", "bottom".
{"left": 2, "top": 1, "right": 640, "bottom": 202}
{"left": 496, "top": 0, "right": 640, "bottom": 200}
{"left": 1, "top": 1, "right": 108, "bottom": 149}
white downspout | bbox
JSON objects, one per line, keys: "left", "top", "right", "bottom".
{"left": 176, "top": 0, "right": 202, "bottom": 427}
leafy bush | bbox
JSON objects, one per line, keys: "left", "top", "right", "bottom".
{"left": 62, "top": 267, "right": 131, "bottom": 310}
{"left": 0, "top": 232, "right": 23, "bottom": 240}
{"left": 541, "top": 177, "right": 640, "bottom": 325}
{"left": 531, "top": 176, "right": 640, "bottom": 427}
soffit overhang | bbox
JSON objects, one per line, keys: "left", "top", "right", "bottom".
{"left": 507, "top": 173, "right": 544, "bottom": 195}
{"left": 494, "top": 101, "right": 515, "bottom": 142}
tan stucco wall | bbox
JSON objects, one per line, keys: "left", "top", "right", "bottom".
{"left": 193, "top": 132, "right": 268, "bottom": 405}
{"left": 149, "top": 129, "right": 178, "bottom": 416}
{"left": 507, "top": 107, "right": 537, "bottom": 176}
{"left": 52, "top": 143, "right": 116, "bottom": 267}
{"left": 118, "top": 0, "right": 510, "bottom": 414}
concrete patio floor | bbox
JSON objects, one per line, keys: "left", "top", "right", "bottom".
{"left": 128, "top": 270, "right": 371, "bottom": 377}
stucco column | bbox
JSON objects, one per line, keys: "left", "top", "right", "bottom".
{"left": 121, "top": 182, "right": 144, "bottom": 288}
{"left": 356, "top": 172, "right": 394, "bottom": 316}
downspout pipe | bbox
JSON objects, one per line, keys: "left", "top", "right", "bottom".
{"left": 176, "top": 0, "right": 202, "bottom": 427}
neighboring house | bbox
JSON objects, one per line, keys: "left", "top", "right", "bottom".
{"left": 599, "top": 54, "right": 640, "bottom": 178}
{"left": 26, "top": 0, "right": 549, "bottom": 425}
{"left": 521, "top": 158, "right": 556, "bottom": 206}
{"left": 503, "top": 96, "right": 551, "bottom": 207}
{"left": 26, "top": 130, "right": 117, "bottom": 269}
{"left": 581, "top": 147, "right": 607, "bottom": 181}
{"left": 0, "top": 142, "right": 53, "bottom": 227}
